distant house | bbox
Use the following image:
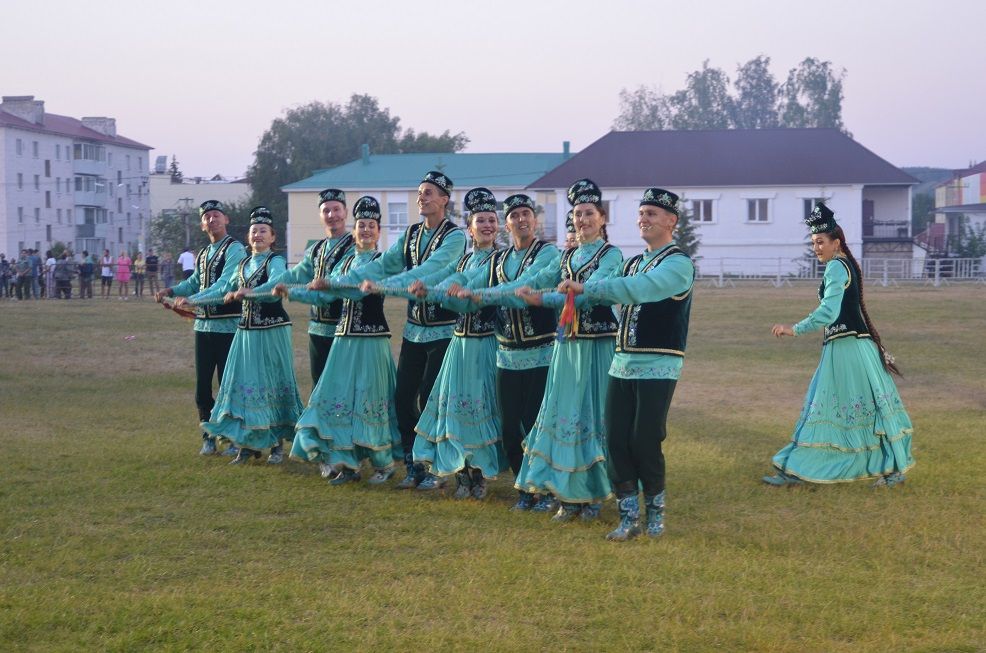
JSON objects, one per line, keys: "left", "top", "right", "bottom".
{"left": 528, "top": 129, "right": 917, "bottom": 274}
{"left": 148, "top": 158, "right": 250, "bottom": 225}
{"left": 0, "top": 95, "right": 151, "bottom": 257}
{"left": 280, "top": 145, "right": 572, "bottom": 261}
{"left": 925, "top": 160, "right": 986, "bottom": 255}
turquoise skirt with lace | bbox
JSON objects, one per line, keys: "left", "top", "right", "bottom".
{"left": 514, "top": 337, "right": 615, "bottom": 503}
{"left": 771, "top": 336, "right": 915, "bottom": 482}
{"left": 290, "top": 336, "right": 402, "bottom": 471}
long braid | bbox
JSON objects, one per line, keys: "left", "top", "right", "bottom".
{"left": 835, "top": 227, "right": 901, "bottom": 376}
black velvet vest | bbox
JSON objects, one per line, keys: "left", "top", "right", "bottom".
{"left": 821, "top": 257, "right": 870, "bottom": 344}
{"left": 310, "top": 234, "right": 355, "bottom": 327}
{"left": 560, "top": 244, "right": 619, "bottom": 338}
{"left": 237, "top": 253, "right": 291, "bottom": 330}
{"left": 336, "top": 253, "right": 390, "bottom": 337}
{"left": 490, "top": 241, "right": 557, "bottom": 350}
{"left": 403, "top": 219, "right": 459, "bottom": 327}
{"left": 453, "top": 249, "right": 499, "bottom": 338}
{"left": 615, "top": 245, "right": 693, "bottom": 356}
{"left": 195, "top": 236, "right": 241, "bottom": 319}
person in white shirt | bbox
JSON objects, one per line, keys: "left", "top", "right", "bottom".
{"left": 178, "top": 247, "right": 196, "bottom": 280}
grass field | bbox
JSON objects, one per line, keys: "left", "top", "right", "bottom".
{"left": 0, "top": 285, "right": 983, "bottom": 652}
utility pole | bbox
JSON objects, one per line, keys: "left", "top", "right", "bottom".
{"left": 178, "top": 197, "right": 194, "bottom": 249}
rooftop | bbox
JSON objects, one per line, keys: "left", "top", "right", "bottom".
{"left": 0, "top": 104, "right": 151, "bottom": 150}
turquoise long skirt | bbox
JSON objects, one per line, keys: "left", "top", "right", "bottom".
{"left": 772, "top": 336, "right": 915, "bottom": 482}
{"left": 290, "top": 336, "right": 402, "bottom": 471}
{"left": 514, "top": 337, "right": 615, "bottom": 503}
{"left": 412, "top": 335, "right": 508, "bottom": 479}
{"left": 203, "top": 325, "right": 303, "bottom": 450}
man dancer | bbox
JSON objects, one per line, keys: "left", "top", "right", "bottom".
{"left": 156, "top": 200, "right": 246, "bottom": 455}
{"left": 254, "top": 189, "right": 354, "bottom": 385}
{"left": 345, "top": 171, "right": 466, "bottom": 488}
{"left": 561, "top": 188, "right": 694, "bottom": 541}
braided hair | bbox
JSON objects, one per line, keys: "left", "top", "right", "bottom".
{"left": 831, "top": 226, "right": 901, "bottom": 376}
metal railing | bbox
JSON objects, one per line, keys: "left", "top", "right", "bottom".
{"left": 695, "top": 257, "right": 986, "bottom": 287}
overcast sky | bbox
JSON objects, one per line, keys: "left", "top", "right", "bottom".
{"left": 3, "top": 0, "right": 984, "bottom": 178}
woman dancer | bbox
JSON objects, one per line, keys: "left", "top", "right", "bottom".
{"left": 763, "top": 203, "right": 914, "bottom": 487}
{"left": 286, "top": 196, "right": 402, "bottom": 484}
{"left": 409, "top": 187, "right": 507, "bottom": 498}
{"left": 184, "top": 207, "right": 302, "bottom": 465}
{"left": 513, "top": 179, "right": 622, "bottom": 520}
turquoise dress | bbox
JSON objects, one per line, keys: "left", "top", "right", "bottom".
{"left": 411, "top": 248, "right": 508, "bottom": 479}
{"left": 771, "top": 258, "right": 915, "bottom": 482}
{"left": 513, "top": 239, "right": 623, "bottom": 504}
{"left": 193, "top": 253, "right": 303, "bottom": 450}
{"left": 289, "top": 250, "right": 402, "bottom": 472}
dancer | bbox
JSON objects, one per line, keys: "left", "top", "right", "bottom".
{"left": 763, "top": 202, "right": 914, "bottom": 487}
{"left": 253, "top": 188, "right": 354, "bottom": 385}
{"left": 560, "top": 188, "right": 694, "bottom": 540}
{"left": 342, "top": 171, "right": 467, "bottom": 489}
{"left": 409, "top": 187, "right": 507, "bottom": 498}
{"left": 514, "top": 179, "right": 622, "bottom": 520}
{"left": 156, "top": 200, "right": 246, "bottom": 454}
{"left": 287, "top": 196, "right": 402, "bottom": 484}
{"left": 187, "top": 207, "right": 302, "bottom": 465}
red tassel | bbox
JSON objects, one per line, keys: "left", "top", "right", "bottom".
{"left": 556, "top": 289, "right": 576, "bottom": 341}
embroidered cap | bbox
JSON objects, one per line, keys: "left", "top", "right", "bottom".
{"left": 353, "top": 196, "right": 381, "bottom": 222}
{"left": 566, "top": 209, "right": 575, "bottom": 234}
{"left": 249, "top": 206, "right": 274, "bottom": 226}
{"left": 318, "top": 188, "right": 347, "bottom": 207}
{"left": 805, "top": 202, "right": 838, "bottom": 234}
{"left": 567, "top": 179, "right": 602, "bottom": 206}
{"left": 421, "top": 170, "right": 453, "bottom": 197}
{"left": 503, "top": 193, "right": 537, "bottom": 218}
{"left": 464, "top": 187, "right": 497, "bottom": 214}
{"left": 199, "top": 199, "right": 227, "bottom": 216}
{"left": 640, "top": 187, "right": 680, "bottom": 216}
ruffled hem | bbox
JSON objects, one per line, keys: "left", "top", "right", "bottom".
{"left": 412, "top": 434, "right": 507, "bottom": 479}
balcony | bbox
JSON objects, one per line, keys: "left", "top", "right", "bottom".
{"left": 862, "top": 219, "right": 910, "bottom": 241}
{"left": 76, "top": 224, "right": 95, "bottom": 238}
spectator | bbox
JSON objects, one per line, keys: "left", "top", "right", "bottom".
{"left": 145, "top": 249, "right": 160, "bottom": 295}
{"left": 100, "top": 249, "right": 114, "bottom": 298}
{"left": 0, "top": 253, "right": 9, "bottom": 299}
{"left": 29, "top": 249, "right": 42, "bottom": 299}
{"left": 53, "top": 251, "right": 76, "bottom": 299}
{"left": 160, "top": 251, "right": 175, "bottom": 289}
{"left": 44, "top": 250, "right": 57, "bottom": 299}
{"left": 78, "top": 250, "right": 94, "bottom": 299}
{"left": 116, "top": 250, "right": 132, "bottom": 299}
{"left": 15, "top": 250, "right": 32, "bottom": 300}
{"left": 133, "top": 251, "right": 146, "bottom": 299}
{"left": 178, "top": 246, "right": 196, "bottom": 280}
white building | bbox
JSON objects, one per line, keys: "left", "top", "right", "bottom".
{"left": 149, "top": 156, "right": 250, "bottom": 222}
{"left": 0, "top": 95, "right": 151, "bottom": 257}
{"left": 529, "top": 129, "right": 917, "bottom": 276}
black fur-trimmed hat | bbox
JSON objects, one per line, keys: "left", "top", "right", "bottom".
{"left": 421, "top": 170, "right": 453, "bottom": 197}
{"left": 352, "top": 196, "right": 381, "bottom": 222}
{"left": 199, "top": 199, "right": 226, "bottom": 216}
{"left": 503, "top": 194, "right": 536, "bottom": 218}
{"left": 318, "top": 188, "right": 346, "bottom": 207}
{"left": 464, "top": 187, "right": 497, "bottom": 214}
{"left": 640, "top": 188, "right": 680, "bottom": 216}
{"left": 249, "top": 206, "right": 274, "bottom": 226}
{"left": 805, "top": 202, "right": 837, "bottom": 234}
{"left": 567, "top": 179, "right": 602, "bottom": 206}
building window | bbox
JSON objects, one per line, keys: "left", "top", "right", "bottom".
{"left": 747, "top": 198, "right": 769, "bottom": 222}
{"left": 45, "top": 160, "right": 51, "bottom": 177}
{"left": 109, "top": 211, "right": 114, "bottom": 225}
{"left": 73, "top": 143, "right": 106, "bottom": 161}
{"left": 118, "top": 228, "right": 124, "bottom": 244}
{"left": 57, "top": 208, "right": 62, "bottom": 224}
{"left": 17, "top": 173, "right": 23, "bottom": 190}
{"left": 127, "top": 212, "right": 131, "bottom": 226}
{"left": 691, "top": 199, "right": 714, "bottom": 223}
{"left": 126, "top": 155, "right": 131, "bottom": 171}
{"left": 66, "top": 209, "right": 72, "bottom": 225}
{"left": 32, "top": 141, "right": 39, "bottom": 158}
{"left": 56, "top": 144, "right": 61, "bottom": 160}
{"left": 34, "top": 175, "right": 40, "bottom": 191}
{"left": 16, "top": 139, "right": 23, "bottom": 155}
{"left": 117, "top": 198, "right": 123, "bottom": 212}
{"left": 34, "top": 208, "right": 41, "bottom": 223}
{"left": 45, "top": 191, "right": 51, "bottom": 208}
{"left": 387, "top": 202, "right": 409, "bottom": 228}
{"left": 108, "top": 152, "right": 113, "bottom": 165}
{"left": 46, "top": 225, "right": 52, "bottom": 242}
{"left": 117, "top": 170, "right": 122, "bottom": 184}
{"left": 803, "top": 198, "right": 827, "bottom": 220}
{"left": 17, "top": 207, "right": 24, "bottom": 224}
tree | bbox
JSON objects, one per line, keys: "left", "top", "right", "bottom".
{"left": 954, "top": 218, "right": 986, "bottom": 259}
{"left": 911, "top": 192, "right": 936, "bottom": 235}
{"left": 614, "top": 86, "right": 673, "bottom": 131}
{"left": 168, "top": 155, "right": 183, "bottom": 184}
{"left": 674, "top": 205, "right": 701, "bottom": 259}
{"left": 667, "top": 60, "right": 734, "bottom": 130}
{"left": 731, "top": 55, "right": 780, "bottom": 129}
{"left": 778, "top": 58, "right": 847, "bottom": 131}
{"left": 248, "top": 94, "right": 468, "bottom": 223}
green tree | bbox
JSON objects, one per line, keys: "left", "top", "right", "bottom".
{"left": 954, "top": 218, "right": 986, "bottom": 258}
{"left": 168, "top": 156, "right": 183, "bottom": 183}
{"left": 249, "top": 94, "right": 468, "bottom": 220}
{"left": 731, "top": 55, "right": 780, "bottom": 129}
{"left": 613, "top": 86, "right": 672, "bottom": 130}
{"left": 911, "top": 192, "right": 936, "bottom": 234}
{"left": 667, "top": 60, "right": 734, "bottom": 130}
{"left": 674, "top": 205, "right": 701, "bottom": 259}
{"left": 778, "top": 57, "right": 847, "bottom": 131}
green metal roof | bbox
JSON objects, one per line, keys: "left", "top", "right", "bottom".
{"left": 282, "top": 152, "right": 571, "bottom": 191}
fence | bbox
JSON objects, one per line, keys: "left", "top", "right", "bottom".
{"left": 695, "top": 257, "right": 986, "bottom": 288}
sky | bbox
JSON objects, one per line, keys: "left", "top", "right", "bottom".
{"left": 2, "top": 0, "right": 984, "bottom": 179}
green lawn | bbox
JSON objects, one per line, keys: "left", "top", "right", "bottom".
{"left": 0, "top": 285, "right": 983, "bottom": 652}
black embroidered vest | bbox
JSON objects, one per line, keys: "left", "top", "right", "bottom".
{"left": 616, "top": 245, "right": 694, "bottom": 356}
{"left": 336, "top": 253, "right": 390, "bottom": 338}
{"left": 195, "top": 236, "right": 241, "bottom": 319}
{"left": 403, "top": 219, "right": 460, "bottom": 327}
{"left": 560, "top": 244, "right": 619, "bottom": 338}
{"left": 310, "top": 234, "right": 355, "bottom": 326}
{"left": 453, "top": 249, "right": 499, "bottom": 338}
{"left": 237, "top": 253, "right": 291, "bottom": 330}
{"left": 490, "top": 241, "right": 557, "bottom": 350}
{"left": 821, "top": 257, "right": 870, "bottom": 344}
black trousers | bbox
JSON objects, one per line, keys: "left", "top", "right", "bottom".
{"left": 496, "top": 365, "right": 549, "bottom": 476}
{"left": 194, "top": 330, "right": 235, "bottom": 423}
{"left": 395, "top": 338, "right": 451, "bottom": 456}
{"left": 308, "top": 333, "right": 334, "bottom": 386}
{"left": 605, "top": 377, "right": 677, "bottom": 496}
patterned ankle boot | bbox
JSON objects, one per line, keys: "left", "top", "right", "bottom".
{"left": 605, "top": 494, "right": 642, "bottom": 541}
{"left": 644, "top": 491, "right": 666, "bottom": 538}
{"left": 395, "top": 455, "right": 420, "bottom": 490}
{"left": 453, "top": 470, "right": 472, "bottom": 499}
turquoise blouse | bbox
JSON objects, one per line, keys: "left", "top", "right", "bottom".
{"left": 171, "top": 239, "right": 247, "bottom": 333}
